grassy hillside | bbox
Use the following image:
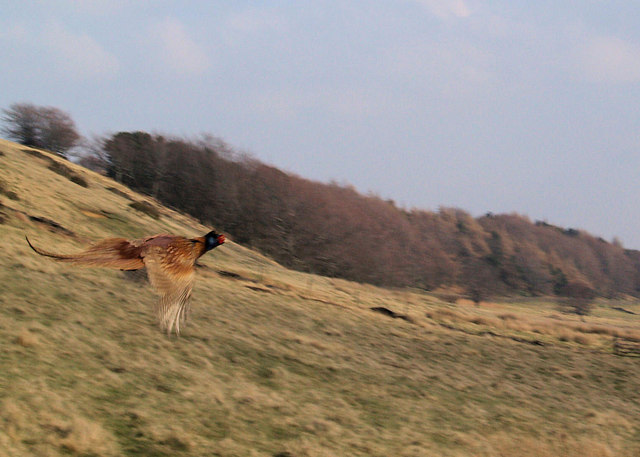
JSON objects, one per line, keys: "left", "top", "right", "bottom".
{"left": 1, "top": 138, "right": 640, "bottom": 456}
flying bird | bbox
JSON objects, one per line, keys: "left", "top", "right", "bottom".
{"left": 26, "top": 231, "right": 225, "bottom": 335}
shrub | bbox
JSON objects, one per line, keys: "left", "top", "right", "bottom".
{"left": 47, "top": 161, "right": 88, "bottom": 187}
{"left": 0, "top": 180, "right": 19, "bottom": 200}
{"left": 69, "top": 174, "right": 88, "bottom": 187}
{"left": 129, "top": 201, "right": 160, "bottom": 219}
{"left": 106, "top": 186, "right": 133, "bottom": 200}
{"left": 558, "top": 280, "right": 597, "bottom": 315}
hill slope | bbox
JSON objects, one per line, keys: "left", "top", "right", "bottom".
{"left": 97, "top": 131, "right": 640, "bottom": 298}
{"left": 1, "top": 139, "right": 640, "bottom": 456}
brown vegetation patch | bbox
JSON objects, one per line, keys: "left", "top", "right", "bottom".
{"left": 0, "top": 203, "right": 7, "bottom": 225}
{"left": 370, "top": 306, "right": 413, "bottom": 323}
{"left": 470, "top": 316, "right": 502, "bottom": 327}
{"left": 217, "top": 269, "right": 247, "bottom": 280}
{"left": 613, "top": 338, "right": 640, "bottom": 356}
{"left": 246, "top": 285, "right": 274, "bottom": 293}
{"left": 28, "top": 215, "right": 75, "bottom": 236}
{"left": 158, "top": 434, "right": 191, "bottom": 452}
{"left": 21, "top": 147, "right": 49, "bottom": 160}
{"left": 0, "top": 180, "right": 19, "bottom": 200}
{"left": 129, "top": 201, "right": 160, "bottom": 219}
{"left": 106, "top": 186, "right": 133, "bottom": 200}
{"left": 80, "top": 209, "right": 107, "bottom": 218}
{"left": 47, "top": 161, "right": 88, "bottom": 187}
{"left": 20, "top": 147, "right": 89, "bottom": 187}
{"left": 69, "top": 175, "right": 88, "bottom": 187}
{"left": 612, "top": 306, "right": 636, "bottom": 315}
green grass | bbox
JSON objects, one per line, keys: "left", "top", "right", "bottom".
{"left": 1, "top": 138, "right": 640, "bottom": 456}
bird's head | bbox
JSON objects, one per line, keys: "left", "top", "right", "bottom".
{"left": 204, "top": 231, "right": 225, "bottom": 252}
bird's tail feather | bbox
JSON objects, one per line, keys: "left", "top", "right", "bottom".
{"left": 26, "top": 236, "right": 79, "bottom": 261}
{"left": 25, "top": 236, "right": 144, "bottom": 270}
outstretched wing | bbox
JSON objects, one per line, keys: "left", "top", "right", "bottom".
{"left": 142, "top": 244, "right": 196, "bottom": 335}
{"left": 26, "top": 236, "right": 145, "bottom": 270}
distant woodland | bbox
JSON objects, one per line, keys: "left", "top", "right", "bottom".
{"left": 3, "top": 102, "right": 638, "bottom": 301}
{"left": 76, "top": 131, "right": 640, "bottom": 301}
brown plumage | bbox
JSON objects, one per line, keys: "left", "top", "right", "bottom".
{"left": 26, "top": 231, "right": 225, "bottom": 335}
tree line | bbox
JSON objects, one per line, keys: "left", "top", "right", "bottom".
{"left": 92, "top": 131, "right": 640, "bottom": 301}
{"left": 3, "top": 103, "right": 640, "bottom": 302}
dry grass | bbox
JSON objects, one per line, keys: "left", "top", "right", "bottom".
{"left": 475, "top": 432, "right": 618, "bottom": 457}
{"left": 2, "top": 138, "right": 640, "bottom": 456}
{"left": 421, "top": 298, "right": 640, "bottom": 349}
{"left": 59, "top": 417, "right": 119, "bottom": 455}
{"left": 14, "top": 328, "right": 39, "bottom": 347}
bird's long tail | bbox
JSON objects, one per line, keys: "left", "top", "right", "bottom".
{"left": 26, "top": 236, "right": 78, "bottom": 261}
{"left": 25, "top": 236, "right": 145, "bottom": 270}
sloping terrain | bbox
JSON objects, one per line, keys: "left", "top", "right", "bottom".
{"left": 1, "top": 138, "right": 640, "bottom": 456}
{"left": 98, "top": 131, "right": 640, "bottom": 298}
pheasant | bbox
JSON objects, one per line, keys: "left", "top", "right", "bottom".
{"left": 26, "top": 231, "right": 225, "bottom": 335}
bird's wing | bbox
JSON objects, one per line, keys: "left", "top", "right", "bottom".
{"left": 26, "top": 236, "right": 145, "bottom": 270}
{"left": 142, "top": 245, "right": 196, "bottom": 335}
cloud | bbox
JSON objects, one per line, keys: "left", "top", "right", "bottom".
{"left": 0, "top": 21, "right": 118, "bottom": 80}
{"left": 412, "top": 0, "right": 472, "bottom": 19}
{"left": 43, "top": 24, "right": 120, "bottom": 80}
{"left": 577, "top": 35, "right": 640, "bottom": 83}
{"left": 146, "top": 17, "right": 211, "bottom": 76}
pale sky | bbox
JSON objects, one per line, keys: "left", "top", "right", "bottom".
{"left": 2, "top": 1, "right": 639, "bottom": 248}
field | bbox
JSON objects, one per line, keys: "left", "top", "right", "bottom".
{"left": 1, "top": 138, "right": 640, "bottom": 456}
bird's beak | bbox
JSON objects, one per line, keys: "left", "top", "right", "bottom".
{"left": 217, "top": 234, "right": 226, "bottom": 245}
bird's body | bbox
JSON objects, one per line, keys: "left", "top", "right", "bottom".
{"left": 26, "top": 231, "right": 225, "bottom": 335}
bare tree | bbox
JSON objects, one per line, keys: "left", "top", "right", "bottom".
{"left": 1, "top": 103, "right": 40, "bottom": 147}
{"left": 76, "top": 134, "right": 110, "bottom": 174}
{"left": 1, "top": 103, "right": 81, "bottom": 156}
{"left": 37, "top": 106, "right": 81, "bottom": 156}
